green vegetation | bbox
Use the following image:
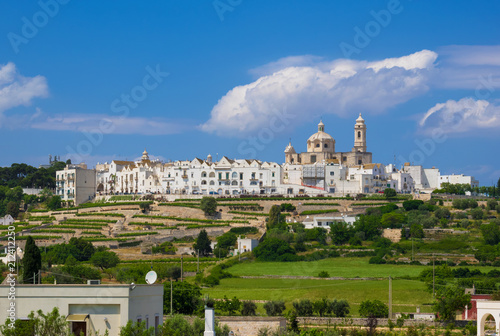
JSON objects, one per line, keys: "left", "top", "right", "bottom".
{"left": 200, "top": 196, "right": 218, "bottom": 216}
{"left": 299, "top": 209, "right": 339, "bottom": 215}
{"left": 194, "top": 229, "right": 212, "bottom": 256}
{"left": 22, "top": 236, "right": 41, "bottom": 283}
{"left": 75, "top": 212, "right": 125, "bottom": 217}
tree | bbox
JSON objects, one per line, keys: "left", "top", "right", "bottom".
{"left": 293, "top": 299, "right": 313, "bottom": 316}
{"left": 253, "top": 238, "right": 297, "bottom": 261}
{"left": 380, "top": 213, "right": 406, "bottom": 228}
{"left": 163, "top": 281, "right": 202, "bottom": 315}
{"left": 215, "top": 295, "right": 241, "bottom": 315}
{"left": 23, "top": 236, "right": 41, "bottom": 284}
{"left": 433, "top": 285, "right": 471, "bottom": 321}
{"left": 471, "top": 207, "right": 485, "bottom": 220}
{"left": 139, "top": 202, "right": 150, "bottom": 213}
{"left": 330, "top": 299, "right": 350, "bottom": 317}
{"left": 6, "top": 201, "right": 19, "bottom": 218}
{"left": 217, "top": 231, "right": 237, "bottom": 250}
{"left": 46, "top": 195, "right": 61, "bottom": 211}
{"left": 264, "top": 300, "right": 286, "bottom": 316}
{"left": 330, "top": 221, "right": 352, "bottom": 245}
{"left": 481, "top": 220, "right": 500, "bottom": 245}
{"left": 359, "top": 300, "right": 388, "bottom": 318}
{"left": 68, "top": 237, "right": 95, "bottom": 261}
{"left": 410, "top": 223, "right": 425, "bottom": 239}
{"left": 241, "top": 301, "right": 257, "bottom": 316}
{"left": 313, "top": 298, "right": 329, "bottom": 317}
{"left": 384, "top": 188, "right": 397, "bottom": 199}
{"left": 402, "top": 200, "right": 424, "bottom": 211}
{"left": 200, "top": 196, "right": 217, "bottom": 216}
{"left": 267, "top": 205, "right": 282, "bottom": 230}
{"left": 193, "top": 229, "right": 212, "bottom": 257}
{"left": 90, "top": 250, "right": 120, "bottom": 270}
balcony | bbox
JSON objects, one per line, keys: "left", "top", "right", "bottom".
{"left": 182, "top": 174, "right": 188, "bottom": 179}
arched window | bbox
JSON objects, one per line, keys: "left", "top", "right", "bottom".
{"left": 209, "top": 180, "right": 215, "bottom": 185}
{"left": 201, "top": 171, "right": 207, "bottom": 178}
{"left": 232, "top": 172, "right": 238, "bottom": 179}
{"left": 315, "top": 143, "right": 320, "bottom": 148}
{"left": 201, "top": 180, "right": 207, "bottom": 185}
{"left": 324, "top": 144, "right": 328, "bottom": 148}
{"left": 231, "top": 180, "right": 238, "bottom": 186}
{"left": 209, "top": 172, "right": 215, "bottom": 178}
{"left": 358, "top": 131, "right": 361, "bottom": 138}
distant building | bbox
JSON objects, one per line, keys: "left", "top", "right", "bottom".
{"left": 0, "top": 214, "right": 14, "bottom": 226}
{"left": 236, "top": 236, "right": 259, "bottom": 254}
{"left": 0, "top": 284, "right": 163, "bottom": 336}
{"left": 302, "top": 215, "right": 357, "bottom": 230}
{"left": 439, "top": 174, "right": 479, "bottom": 189}
{"left": 56, "top": 163, "right": 96, "bottom": 206}
{"left": 284, "top": 115, "right": 372, "bottom": 166}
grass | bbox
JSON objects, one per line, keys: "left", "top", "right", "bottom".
{"left": 202, "top": 278, "right": 433, "bottom": 316}
{"left": 227, "top": 257, "right": 498, "bottom": 278}
{"left": 75, "top": 213, "right": 125, "bottom": 217}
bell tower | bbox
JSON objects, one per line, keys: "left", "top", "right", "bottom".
{"left": 353, "top": 113, "right": 367, "bottom": 153}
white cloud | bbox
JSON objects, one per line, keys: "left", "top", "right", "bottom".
{"left": 201, "top": 50, "right": 438, "bottom": 137}
{"left": 0, "top": 62, "right": 48, "bottom": 123}
{"left": 418, "top": 98, "right": 500, "bottom": 135}
{"left": 6, "top": 110, "right": 189, "bottom": 135}
{"left": 436, "top": 45, "right": 500, "bottom": 90}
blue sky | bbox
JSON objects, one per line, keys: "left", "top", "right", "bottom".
{"left": 0, "top": 1, "right": 499, "bottom": 185}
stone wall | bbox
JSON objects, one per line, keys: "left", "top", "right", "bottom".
{"left": 297, "top": 317, "right": 473, "bottom": 328}
{"left": 217, "top": 316, "right": 286, "bottom": 336}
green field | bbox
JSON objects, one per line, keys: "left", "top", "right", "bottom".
{"left": 202, "top": 278, "right": 433, "bottom": 315}
{"left": 228, "top": 257, "right": 496, "bottom": 278}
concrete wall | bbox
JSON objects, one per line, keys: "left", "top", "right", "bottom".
{"left": 217, "top": 316, "right": 286, "bottom": 336}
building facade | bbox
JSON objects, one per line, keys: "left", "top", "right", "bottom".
{"left": 285, "top": 115, "right": 372, "bottom": 166}
{"left": 0, "top": 284, "right": 163, "bottom": 336}
{"left": 56, "top": 163, "right": 96, "bottom": 205}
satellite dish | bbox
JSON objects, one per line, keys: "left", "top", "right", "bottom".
{"left": 145, "top": 271, "right": 157, "bottom": 284}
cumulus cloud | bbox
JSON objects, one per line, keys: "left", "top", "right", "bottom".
{"left": 200, "top": 50, "right": 437, "bottom": 137}
{"left": 0, "top": 62, "right": 48, "bottom": 123}
{"left": 418, "top": 98, "right": 500, "bottom": 135}
{"left": 6, "top": 110, "right": 189, "bottom": 135}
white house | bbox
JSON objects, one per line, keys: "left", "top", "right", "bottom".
{"left": 302, "top": 215, "right": 357, "bottom": 230}
{"left": 0, "top": 214, "right": 14, "bottom": 226}
{"left": 235, "top": 237, "right": 259, "bottom": 254}
{"left": 0, "top": 284, "right": 164, "bottom": 336}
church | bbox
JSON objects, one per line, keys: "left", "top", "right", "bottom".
{"left": 284, "top": 114, "right": 372, "bottom": 166}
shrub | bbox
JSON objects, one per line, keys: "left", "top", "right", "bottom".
{"left": 241, "top": 301, "right": 257, "bottom": 316}
{"left": 359, "top": 299, "right": 388, "bottom": 318}
{"left": 280, "top": 203, "right": 296, "bottom": 212}
{"left": 293, "top": 299, "right": 313, "bottom": 316}
{"left": 264, "top": 301, "right": 286, "bottom": 316}
{"left": 471, "top": 207, "right": 485, "bottom": 220}
{"left": 318, "top": 271, "right": 330, "bottom": 278}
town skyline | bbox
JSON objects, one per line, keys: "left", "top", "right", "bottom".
{"left": 1, "top": 1, "right": 499, "bottom": 185}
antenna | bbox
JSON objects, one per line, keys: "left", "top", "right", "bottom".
{"left": 145, "top": 270, "right": 158, "bottom": 284}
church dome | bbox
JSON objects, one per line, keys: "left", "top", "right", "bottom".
{"left": 307, "top": 120, "right": 334, "bottom": 143}
{"left": 356, "top": 113, "right": 365, "bottom": 123}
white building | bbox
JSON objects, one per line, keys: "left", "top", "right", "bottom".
{"left": 302, "top": 215, "right": 357, "bottom": 230}
{"left": 0, "top": 214, "right": 14, "bottom": 226}
{"left": 236, "top": 237, "right": 259, "bottom": 254}
{"left": 439, "top": 174, "right": 479, "bottom": 189}
{"left": 56, "top": 163, "right": 96, "bottom": 205}
{"left": 0, "top": 284, "right": 163, "bottom": 336}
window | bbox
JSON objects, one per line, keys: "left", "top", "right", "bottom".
{"left": 315, "top": 143, "right": 320, "bottom": 148}
{"left": 358, "top": 131, "right": 361, "bottom": 138}
{"left": 358, "top": 159, "right": 362, "bottom": 164}
{"left": 218, "top": 173, "right": 222, "bottom": 180}
{"left": 226, "top": 172, "right": 229, "bottom": 180}
{"left": 330, "top": 171, "right": 334, "bottom": 176}
{"left": 343, "top": 157, "right": 347, "bottom": 161}
{"left": 311, "top": 155, "right": 316, "bottom": 163}
{"left": 240, "top": 173, "right": 243, "bottom": 180}
{"left": 324, "top": 144, "right": 328, "bottom": 148}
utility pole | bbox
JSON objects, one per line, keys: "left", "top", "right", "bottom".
{"left": 170, "top": 280, "right": 173, "bottom": 316}
{"left": 389, "top": 276, "right": 392, "bottom": 319}
{"left": 197, "top": 250, "right": 200, "bottom": 273}
{"left": 33, "top": 272, "right": 36, "bottom": 285}
{"left": 38, "top": 270, "right": 41, "bottom": 284}
{"left": 181, "top": 255, "right": 183, "bottom": 282}
{"left": 433, "top": 253, "right": 435, "bottom": 298}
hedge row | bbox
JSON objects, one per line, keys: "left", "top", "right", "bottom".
{"left": 299, "top": 209, "right": 339, "bottom": 215}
